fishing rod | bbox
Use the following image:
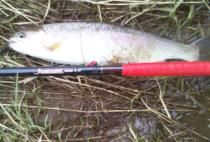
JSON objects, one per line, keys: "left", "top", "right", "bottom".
{"left": 0, "top": 61, "right": 210, "bottom": 76}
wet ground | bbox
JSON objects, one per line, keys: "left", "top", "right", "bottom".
{"left": 1, "top": 76, "right": 210, "bottom": 141}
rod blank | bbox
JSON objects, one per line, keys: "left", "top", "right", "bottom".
{"left": 0, "top": 66, "right": 122, "bottom": 76}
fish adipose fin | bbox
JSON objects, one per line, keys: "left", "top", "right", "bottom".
{"left": 193, "top": 37, "right": 210, "bottom": 61}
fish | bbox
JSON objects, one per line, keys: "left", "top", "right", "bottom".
{"left": 8, "top": 22, "right": 208, "bottom": 65}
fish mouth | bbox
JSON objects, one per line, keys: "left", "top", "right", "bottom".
{"left": 7, "top": 39, "right": 17, "bottom": 49}
{"left": 8, "top": 39, "right": 16, "bottom": 45}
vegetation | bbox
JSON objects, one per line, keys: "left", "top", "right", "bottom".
{"left": 0, "top": 0, "right": 209, "bottom": 141}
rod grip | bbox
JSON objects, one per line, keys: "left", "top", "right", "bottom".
{"left": 122, "top": 62, "right": 210, "bottom": 76}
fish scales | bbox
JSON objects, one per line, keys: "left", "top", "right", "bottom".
{"left": 8, "top": 22, "right": 199, "bottom": 65}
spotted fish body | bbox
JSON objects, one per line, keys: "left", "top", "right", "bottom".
{"left": 8, "top": 22, "right": 199, "bottom": 65}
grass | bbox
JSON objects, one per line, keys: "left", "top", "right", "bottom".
{"left": 0, "top": 0, "right": 210, "bottom": 141}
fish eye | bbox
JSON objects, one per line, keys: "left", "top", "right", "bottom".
{"left": 15, "top": 32, "right": 26, "bottom": 38}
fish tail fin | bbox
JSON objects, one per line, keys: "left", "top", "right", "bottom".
{"left": 193, "top": 37, "right": 210, "bottom": 61}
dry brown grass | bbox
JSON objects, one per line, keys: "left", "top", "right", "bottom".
{"left": 0, "top": 0, "right": 210, "bottom": 141}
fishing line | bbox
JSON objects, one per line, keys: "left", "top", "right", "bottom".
{"left": 79, "top": 24, "right": 86, "bottom": 64}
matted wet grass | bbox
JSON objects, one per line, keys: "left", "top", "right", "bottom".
{"left": 0, "top": 0, "right": 210, "bottom": 141}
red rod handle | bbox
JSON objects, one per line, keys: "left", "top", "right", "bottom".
{"left": 122, "top": 62, "right": 210, "bottom": 76}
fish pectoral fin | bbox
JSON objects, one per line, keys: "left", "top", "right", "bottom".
{"left": 46, "top": 42, "right": 61, "bottom": 51}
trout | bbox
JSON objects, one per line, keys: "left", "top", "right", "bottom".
{"left": 8, "top": 22, "right": 209, "bottom": 65}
